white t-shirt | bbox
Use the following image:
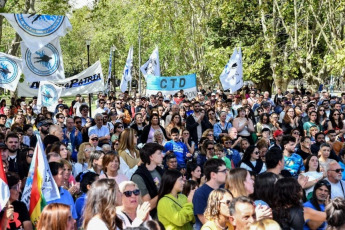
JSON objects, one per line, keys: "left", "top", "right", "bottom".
{"left": 86, "top": 216, "right": 121, "bottom": 230}
{"left": 326, "top": 179, "right": 345, "bottom": 199}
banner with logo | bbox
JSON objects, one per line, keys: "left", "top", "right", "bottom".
{"left": 146, "top": 74, "right": 197, "bottom": 99}
{"left": 37, "top": 81, "right": 62, "bottom": 112}
{"left": 120, "top": 46, "right": 133, "bottom": 92}
{"left": 18, "top": 61, "right": 104, "bottom": 97}
{"left": 1, "top": 13, "right": 72, "bottom": 53}
{"left": 140, "top": 47, "right": 160, "bottom": 79}
{"left": 0, "top": 52, "right": 23, "bottom": 91}
{"left": 21, "top": 37, "right": 65, "bottom": 82}
{"left": 219, "top": 47, "right": 243, "bottom": 93}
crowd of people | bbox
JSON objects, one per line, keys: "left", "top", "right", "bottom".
{"left": 1, "top": 86, "right": 345, "bottom": 230}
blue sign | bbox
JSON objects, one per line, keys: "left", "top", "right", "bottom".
{"left": 0, "top": 56, "right": 18, "bottom": 84}
{"left": 25, "top": 43, "right": 60, "bottom": 76}
{"left": 14, "top": 14, "right": 65, "bottom": 37}
{"left": 146, "top": 74, "right": 196, "bottom": 91}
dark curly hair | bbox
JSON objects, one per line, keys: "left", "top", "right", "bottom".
{"left": 272, "top": 177, "right": 303, "bottom": 229}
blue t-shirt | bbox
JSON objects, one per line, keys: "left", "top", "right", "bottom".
{"left": 164, "top": 140, "right": 189, "bottom": 168}
{"left": 47, "top": 187, "right": 78, "bottom": 219}
{"left": 75, "top": 193, "right": 87, "bottom": 228}
{"left": 284, "top": 153, "right": 305, "bottom": 177}
{"left": 192, "top": 183, "right": 214, "bottom": 230}
{"left": 303, "top": 201, "right": 326, "bottom": 230}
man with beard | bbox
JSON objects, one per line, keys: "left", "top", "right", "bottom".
{"left": 311, "top": 132, "right": 326, "bottom": 155}
{"left": 303, "top": 180, "right": 331, "bottom": 230}
{"left": 5, "top": 133, "right": 21, "bottom": 174}
{"left": 186, "top": 101, "right": 206, "bottom": 144}
{"left": 282, "top": 135, "right": 305, "bottom": 177}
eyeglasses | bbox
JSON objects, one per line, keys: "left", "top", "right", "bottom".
{"left": 293, "top": 132, "right": 300, "bottom": 135}
{"left": 329, "top": 168, "right": 344, "bottom": 173}
{"left": 27, "top": 154, "right": 33, "bottom": 158}
{"left": 91, "top": 138, "right": 99, "bottom": 141}
{"left": 217, "top": 169, "right": 227, "bottom": 174}
{"left": 253, "top": 151, "right": 260, "bottom": 155}
{"left": 207, "top": 147, "right": 214, "bottom": 150}
{"left": 123, "top": 189, "right": 140, "bottom": 197}
{"left": 118, "top": 126, "right": 123, "bottom": 129}
{"left": 224, "top": 141, "right": 231, "bottom": 145}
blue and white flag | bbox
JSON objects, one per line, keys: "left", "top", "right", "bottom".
{"left": 120, "top": 46, "right": 133, "bottom": 92}
{"left": 0, "top": 52, "right": 22, "bottom": 91}
{"left": 105, "top": 48, "right": 113, "bottom": 93}
{"left": 140, "top": 47, "right": 160, "bottom": 79}
{"left": 1, "top": 13, "right": 72, "bottom": 53}
{"left": 146, "top": 74, "right": 197, "bottom": 99}
{"left": 37, "top": 81, "right": 62, "bottom": 112}
{"left": 21, "top": 37, "right": 65, "bottom": 82}
{"left": 219, "top": 47, "right": 243, "bottom": 93}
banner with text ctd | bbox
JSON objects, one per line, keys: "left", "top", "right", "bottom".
{"left": 145, "top": 74, "right": 197, "bottom": 99}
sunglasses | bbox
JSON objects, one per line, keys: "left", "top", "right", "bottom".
{"left": 123, "top": 189, "right": 140, "bottom": 197}
{"left": 91, "top": 138, "right": 99, "bottom": 141}
{"left": 253, "top": 151, "right": 260, "bottom": 155}
{"left": 118, "top": 126, "right": 124, "bottom": 128}
{"left": 27, "top": 154, "right": 33, "bottom": 158}
{"left": 207, "top": 147, "right": 214, "bottom": 150}
{"left": 217, "top": 169, "right": 227, "bottom": 173}
{"left": 329, "top": 168, "right": 344, "bottom": 173}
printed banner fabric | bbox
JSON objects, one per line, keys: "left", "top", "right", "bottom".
{"left": 21, "top": 37, "right": 65, "bottom": 82}
{"left": 37, "top": 81, "right": 63, "bottom": 112}
{"left": 140, "top": 47, "right": 160, "bottom": 79}
{"left": 219, "top": 47, "right": 243, "bottom": 93}
{"left": 0, "top": 52, "right": 23, "bottom": 91}
{"left": 146, "top": 74, "right": 197, "bottom": 99}
{"left": 120, "top": 46, "right": 133, "bottom": 92}
{"left": 18, "top": 61, "right": 104, "bottom": 97}
{"left": 1, "top": 13, "right": 72, "bottom": 53}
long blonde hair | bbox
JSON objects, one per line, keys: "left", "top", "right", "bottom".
{"left": 82, "top": 179, "right": 123, "bottom": 230}
{"left": 226, "top": 168, "right": 248, "bottom": 198}
{"left": 204, "top": 188, "right": 232, "bottom": 221}
{"left": 118, "top": 128, "right": 139, "bottom": 155}
{"left": 77, "top": 142, "right": 92, "bottom": 163}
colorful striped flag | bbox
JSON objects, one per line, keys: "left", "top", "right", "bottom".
{"left": 0, "top": 153, "right": 9, "bottom": 211}
{"left": 21, "top": 136, "right": 60, "bottom": 225}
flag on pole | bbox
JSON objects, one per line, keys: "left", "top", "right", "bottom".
{"left": 140, "top": 47, "right": 160, "bottom": 79}
{"left": 21, "top": 135, "right": 60, "bottom": 226}
{"left": 37, "top": 81, "right": 63, "bottom": 112}
{"left": 21, "top": 37, "right": 65, "bottom": 82}
{"left": 105, "top": 47, "right": 113, "bottom": 93}
{"left": 219, "top": 47, "right": 243, "bottom": 93}
{"left": 0, "top": 52, "right": 23, "bottom": 91}
{"left": 1, "top": 13, "right": 72, "bottom": 53}
{"left": 120, "top": 46, "right": 133, "bottom": 92}
{"left": 0, "top": 152, "right": 9, "bottom": 211}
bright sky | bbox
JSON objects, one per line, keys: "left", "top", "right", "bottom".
{"left": 69, "top": 0, "right": 94, "bottom": 9}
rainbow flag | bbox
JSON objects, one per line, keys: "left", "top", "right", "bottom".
{"left": 21, "top": 136, "right": 60, "bottom": 226}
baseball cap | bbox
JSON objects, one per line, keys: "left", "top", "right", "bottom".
{"left": 273, "top": 130, "right": 284, "bottom": 138}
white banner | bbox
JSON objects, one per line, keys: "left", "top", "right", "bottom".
{"left": 0, "top": 52, "right": 22, "bottom": 91}
{"left": 146, "top": 74, "right": 197, "bottom": 100}
{"left": 220, "top": 47, "right": 243, "bottom": 93}
{"left": 120, "top": 46, "right": 133, "bottom": 92}
{"left": 140, "top": 47, "right": 160, "bottom": 79}
{"left": 38, "top": 81, "right": 62, "bottom": 112}
{"left": 21, "top": 37, "right": 65, "bottom": 82}
{"left": 1, "top": 13, "right": 72, "bottom": 53}
{"left": 18, "top": 61, "right": 104, "bottom": 97}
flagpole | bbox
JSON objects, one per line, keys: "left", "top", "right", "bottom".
{"left": 138, "top": 20, "right": 142, "bottom": 95}
{"left": 86, "top": 39, "right": 92, "bottom": 117}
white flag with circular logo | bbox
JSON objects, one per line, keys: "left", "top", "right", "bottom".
{"left": 1, "top": 13, "right": 72, "bottom": 53}
{"left": 0, "top": 52, "right": 23, "bottom": 91}
{"left": 37, "top": 81, "right": 63, "bottom": 112}
{"left": 21, "top": 37, "right": 65, "bottom": 82}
